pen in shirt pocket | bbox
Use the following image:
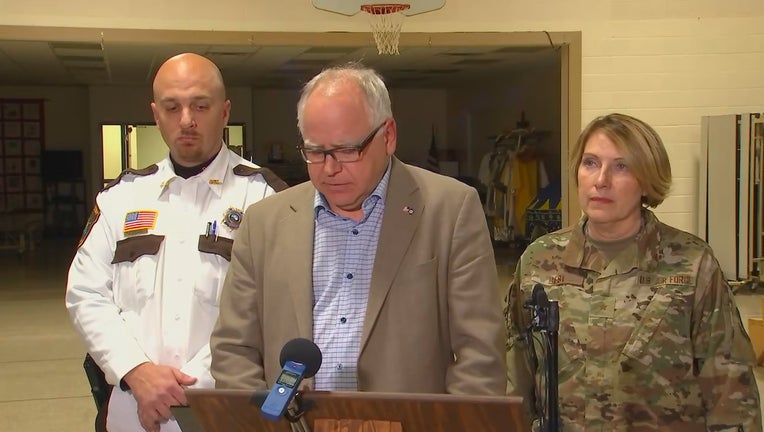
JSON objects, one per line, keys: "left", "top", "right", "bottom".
{"left": 205, "top": 221, "right": 212, "bottom": 237}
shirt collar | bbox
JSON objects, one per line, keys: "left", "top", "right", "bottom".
{"left": 563, "top": 207, "right": 661, "bottom": 273}
{"left": 314, "top": 158, "right": 392, "bottom": 220}
{"left": 156, "top": 145, "right": 228, "bottom": 198}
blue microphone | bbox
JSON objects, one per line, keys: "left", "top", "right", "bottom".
{"left": 260, "top": 338, "right": 322, "bottom": 421}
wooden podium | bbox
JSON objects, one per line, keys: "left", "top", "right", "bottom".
{"left": 173, "top": 388, "right": 530, "bottom": 432}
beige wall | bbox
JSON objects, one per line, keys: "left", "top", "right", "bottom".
{"left": 0, "top": 85, "right": 89, "bottom": 151}
{"left": 3, "top": 0, "right": 764, "bottom": 233}
{"left": 250, "top": 87, "right": 448, "bottom": 168}
{"left": 447, "top": 62, "right": 562, "bottom": 180}
{"left": 1, "top": 84, "right": 451, "bottom": 206}
{"left": 389, "top": 88, "right": 448, "bottom": 167}
{"left": 251, "top": 88, "right": 300, "bottom": 165}
{"left": 85, "top": 85, "right": 254, "bottom": 199}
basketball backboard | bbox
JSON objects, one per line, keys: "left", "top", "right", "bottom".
{"left": 312, "top": 0, "right": 445, "bottom": 16}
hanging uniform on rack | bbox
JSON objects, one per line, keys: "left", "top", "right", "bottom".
{"left": 480, "top": 132, "right": 548, "bottom": 243}
{"left": 486, "top": 148, "right": 512, "bottom": 241}
{"left": 509, "top": 146, "right": 548, "bottom": 241}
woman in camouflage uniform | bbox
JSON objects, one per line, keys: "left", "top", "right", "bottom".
{"left": 505, "top": 113, "right": 762, "bottom": 431}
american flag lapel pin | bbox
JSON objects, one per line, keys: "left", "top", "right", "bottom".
{"left": 402, "top": 206, "right": 414, "bottom": 215}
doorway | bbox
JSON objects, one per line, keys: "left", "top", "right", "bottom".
{"left": 100, "top": 123, "right": 246, "bottom": 188}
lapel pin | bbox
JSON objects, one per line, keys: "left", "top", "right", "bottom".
{"left": 402, "top": 206, "right": 414, "bottom": 215}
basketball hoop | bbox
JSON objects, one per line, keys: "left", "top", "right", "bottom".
{"left": 361, "top": 3, "right": 411, "bottom": 55}
{"left": 313, "top": 0, "right": 444, "bottom": 54}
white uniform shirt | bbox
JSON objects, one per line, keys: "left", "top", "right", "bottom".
{"left": 66, "top": 148, "right": 279, "bottom": 432}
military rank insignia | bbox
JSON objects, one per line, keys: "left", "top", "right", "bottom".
{"left": 222, "top": 207, "right": 244, "bottom": 229}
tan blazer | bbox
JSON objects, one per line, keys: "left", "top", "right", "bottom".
{"left": 211, "top": 157, "right": 506, "bottom": 395}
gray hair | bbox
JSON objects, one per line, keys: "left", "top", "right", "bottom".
{"left": 296, "top": 62, "right": 392, "bottom": 134}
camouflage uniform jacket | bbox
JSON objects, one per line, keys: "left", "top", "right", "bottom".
{"left": 505, "top": 209, "right": 762, "bottom": 432}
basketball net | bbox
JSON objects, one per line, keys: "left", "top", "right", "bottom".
{"left": 361, "top": 4, "right": 411, "bottom": 55}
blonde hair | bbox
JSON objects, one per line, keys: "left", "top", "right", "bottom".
{"left": 570, "top": 113, "right": 671, "bottom": 208}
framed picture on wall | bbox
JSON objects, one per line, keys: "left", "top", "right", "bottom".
{"left": 1, "top": 98, "right": 44, "bottom": 216}
{"left": 6, "top": 175, "right": 22, "bottom": 193}
{"left": 25, "top": 176, "right": 42, "bottom": 192}
{"left": 3, "top": 103, "right": 20, "bottom": 119}
{"left": 6, "top": 157, "right": 22, "bottom": 174}
{"left": 24, "top": 157, "right": 40, "bottom": 174}
{"left": 23, "top": 122, "right": 40, "bottom": 138}
{"left": 22, "top": 103, "right": 40, "bottom": 120}
{"left": 5, "top": 139, "right": 21, "bottom": 156}
{"left": 23, "top": 140, "right": 41, "bottom": 155}
{"left": 3, "top": 121, "right": 21, "bottom": 138}
{"left": 6, "top": 193, "right": 23, "bottom": 210}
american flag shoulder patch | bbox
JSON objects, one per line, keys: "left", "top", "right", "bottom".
{"left": 123, "top": 210, "right": 158, "bottom": 233}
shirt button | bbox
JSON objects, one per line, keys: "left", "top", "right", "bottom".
{"left": 340, "top": 317, "right": 347, "bottom": 324}
{"left": 336, "top": 363, "right": 343, "bottom": 370}
{"left": 346, "top": 273, "right": 353, "bottom": 279}
{"left": 351, "top": 229, "right": 359, "bottom": 235}
{"left": 175, "top": 315, "right": 181, "bottom": 321}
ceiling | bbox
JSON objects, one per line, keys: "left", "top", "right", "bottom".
{"left": 0, "top": 39, "right": 560, "bottom": 89}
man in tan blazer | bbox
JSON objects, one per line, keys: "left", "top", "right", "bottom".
{"left": 210, "top": 63, "right": 505, "bottom": 395}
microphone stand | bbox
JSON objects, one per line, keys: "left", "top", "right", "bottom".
{"left": 525, "top": 287, "right": 560, "bottom": 432}
{"left": 546, "top": 300, "right": 559, "bottom": 432}
{"left": 283, "top": 391, "right": 315, "bottom": 423}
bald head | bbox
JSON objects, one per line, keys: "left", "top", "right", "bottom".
{"left": 153, "top": 53, "right": 226, "bottom": 102}
{"left": 150, "top": 52, "right": 232, "bottom": 167}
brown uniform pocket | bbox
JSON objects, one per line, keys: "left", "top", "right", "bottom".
{"left": 198, "top": 235, "right": 234, "bottom": 261}
{"left": 111, "top": 234, "right": 164, "bottom": 263}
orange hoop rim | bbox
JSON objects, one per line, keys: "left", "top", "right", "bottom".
{"left": 360, "top": 3, "right": 411, "bottom": 15}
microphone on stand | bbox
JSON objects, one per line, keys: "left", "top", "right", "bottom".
{"left": 531, "top": 283, "right": 549, "bottom": 306}
{"left": 260, "top": 338, "right": 322, "bottom": 422}
{"left": 529, "top": 284, "right": 550, "bottom": 328}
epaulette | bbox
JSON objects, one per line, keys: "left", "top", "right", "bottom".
{"left": 232, "top": 164, "right": 289, "bottom": 192}
{"left": 103, "top": 165, "right": 159, "bottom": 191}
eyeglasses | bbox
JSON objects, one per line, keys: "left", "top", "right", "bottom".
{"left": 297, "top": 122, "right": 386, "bottom": 164}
